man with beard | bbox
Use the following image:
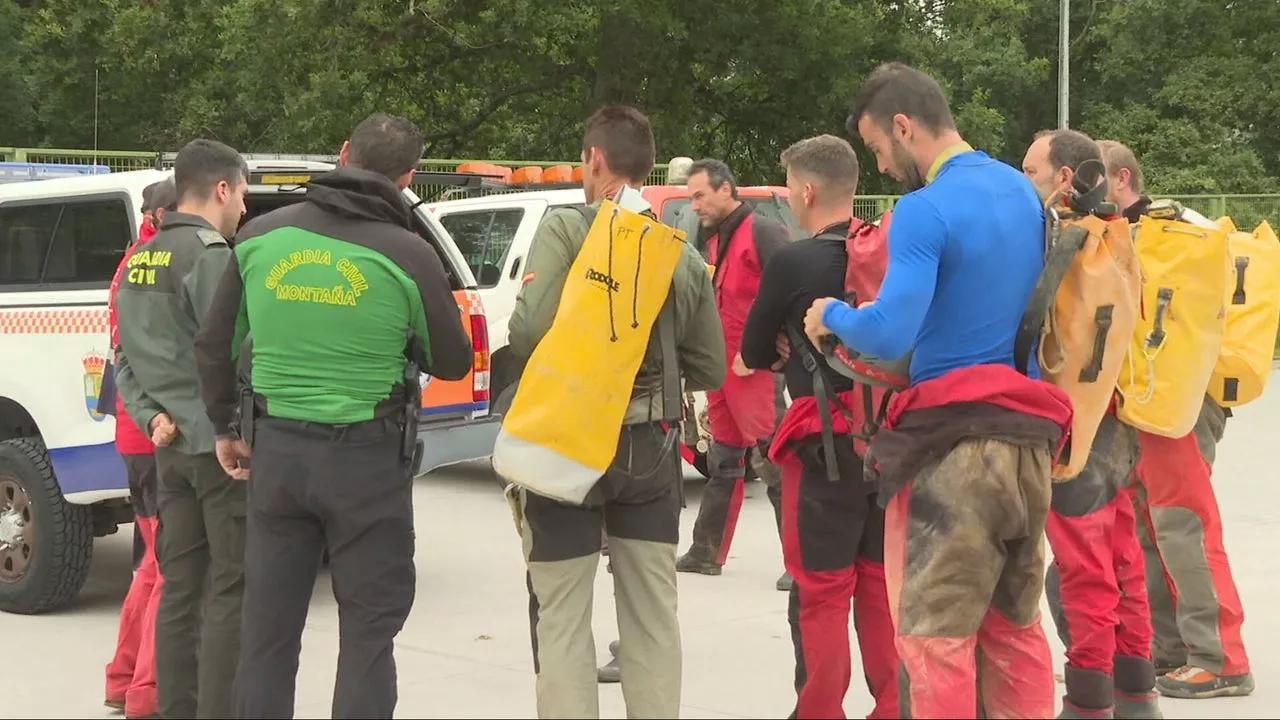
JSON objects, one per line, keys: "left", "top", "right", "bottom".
{"left": 676, "top": 159, "right": 790, "bottom": 587}
{"left": 1022, "top": 129, "right": 1161, "bottom": 719}
{"left": 740, "top": 134, "right": 899, "bottom": 719}
{"left": 805, "top": 63, "right": 1071, "bottom": 718}
{"left": 1096, "top": 140, "right": 1254, "bottom": 701}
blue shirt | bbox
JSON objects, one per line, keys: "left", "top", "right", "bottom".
{"left": 821, "top": 150, "right": 1045, "bottom": 384}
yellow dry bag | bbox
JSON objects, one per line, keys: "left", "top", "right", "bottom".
{"left": 1117, "top": 211, "right": 1232, "bottom": 437}
{"left": 493, "top": 201, "right": 686, "bottom": 504}
{"left": 1207, "top": 218, "right": 1280, "bottom": 407}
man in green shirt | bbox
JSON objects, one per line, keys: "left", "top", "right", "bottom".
{"left": 114, "top": 138, "right": 249, "bottom": 719}
{"left": 194, "top": 113, "right": 472, "bottom": 719}
{"left": 507, "top": 105, "right": 727, "bottom": 719}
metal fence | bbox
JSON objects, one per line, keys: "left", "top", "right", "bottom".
{"left": 3, "top": 147, "right": 1278, "bottom": 227}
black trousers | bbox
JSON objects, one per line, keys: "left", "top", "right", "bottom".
{"left": 154, "top": 448, "right": 245, "bottom": 719}
{"left": 235, "top": 416, "right": 416, "bottom": 720}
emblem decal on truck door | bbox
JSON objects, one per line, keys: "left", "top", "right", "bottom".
{"left": 83, "top": 352, "right": 108, "bottom": 422}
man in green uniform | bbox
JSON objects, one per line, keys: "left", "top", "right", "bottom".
{"left": 114, "top": 138, "right": 249, "bottom": 719}
{"left": 194, "top": 113, "right": 473, "bottom": 719}
{"left": 507, "top": 105, "right": 727, "bottom": 719}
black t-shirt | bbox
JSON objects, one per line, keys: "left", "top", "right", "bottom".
{"left": 740, "top": 221, "right": 855, "bottom": 399}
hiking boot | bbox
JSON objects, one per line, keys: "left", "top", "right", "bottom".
{"left": 776, "top": 571, "right": 793, "bottom": 592}
{"left": 597, "top": 641, "right": 621, "bottom": 684}
{"left": 676, "top": 552, "right": 722, "bottom": 576}
{"left": 1156, "top": 666, "right": 1255, "bottom": 699}
{"left": 1114, "top": 692, "right": 1163, "bottom": 719}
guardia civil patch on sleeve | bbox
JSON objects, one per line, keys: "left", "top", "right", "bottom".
{"left": 197, "top": 229, "right": 227, "bottom": 246}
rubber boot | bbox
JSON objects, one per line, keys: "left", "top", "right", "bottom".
{"left": 597, "top": 640, "right": 621, "bottom": 683}
{"left": 1113, "top": 656, "right": 1163, "bottom": 719}
{"left": 678, "top": 443, "right": 747, "bottom": 575}
{"left": 1060, "top": 664, "right": 1116, "bottom": 719}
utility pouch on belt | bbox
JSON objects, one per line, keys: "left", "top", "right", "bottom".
{"left": 402, "top": 330, "right": 425, "bottom": 474}
{"left": 237, "top": 387, "right": 256, "bottom": 447}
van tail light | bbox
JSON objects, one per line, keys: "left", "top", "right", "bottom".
{"left": 471, "top": 312, "right": 491, "bottom": 405}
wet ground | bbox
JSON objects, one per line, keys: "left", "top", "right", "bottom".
{"left": 11, "top": 384, "right": 1280, "bottom": 718}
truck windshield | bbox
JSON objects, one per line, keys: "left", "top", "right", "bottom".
{"left": 662, "top": 194, "right": 804, "bottom": 240}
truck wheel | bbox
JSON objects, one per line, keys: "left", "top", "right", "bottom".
{"left": 0, "top": 438, "right": 94, "bottom": 615}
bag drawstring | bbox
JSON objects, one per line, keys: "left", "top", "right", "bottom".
{"left": 631, "top": 224, "right": 650, "bottom": 329}
{"left": 607, "top": 209, "right": 619, "bottom": 342}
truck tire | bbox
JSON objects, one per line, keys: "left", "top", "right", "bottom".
{"left": 0, "top": 438, "right": 94, "bottom": 615}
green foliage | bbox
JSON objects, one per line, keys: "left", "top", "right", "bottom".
{"left": 3, "top": 0, "right": 1277, "bottom": 194}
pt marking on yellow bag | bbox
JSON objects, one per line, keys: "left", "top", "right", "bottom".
{"left": 1117, "top": 215, "right": 1231, "bottom": 437}
{"left": 492, "top": 201, "right": 687, "bottom": 504}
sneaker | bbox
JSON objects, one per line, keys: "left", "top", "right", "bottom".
{"left": 676, "top": 552, "right": 722, "bottom": 576}
{"left": 1153, "top": 659, "right": 1184, "bottom": 676}
{"left": 1156, "top": 665, "right": 1255, "bottom": 699}
{"left": 598, "top": 641, "right": 621, "bottom": 684}
{"left": 776, "top": 571, "right": 793, "bottom": 592}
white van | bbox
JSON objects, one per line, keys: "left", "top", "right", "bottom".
{"left": 0, "top": 159, "right": 496, "bottom": 615}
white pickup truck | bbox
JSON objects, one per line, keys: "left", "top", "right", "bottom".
{"left": 0, "top": 159, "right": 497, "bottom": 615}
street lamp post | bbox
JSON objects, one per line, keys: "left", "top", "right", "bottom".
{"left": 1058, "top": 0, "right": 1070, "bottom": 129}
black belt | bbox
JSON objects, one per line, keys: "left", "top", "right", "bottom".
{"left": 259, "top": 414, "right": 402, "bottom": 442}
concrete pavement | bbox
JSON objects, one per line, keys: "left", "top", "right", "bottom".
{"left": 11, "top": 387, "right": 1280, "bottom": 718}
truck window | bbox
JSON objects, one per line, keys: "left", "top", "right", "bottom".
{"left": 660, "top": 196, "right": 803, "bottom": 240}
{"left": 437, "top": 208, "right": 524, "bottom": 288}
{"left": 0, "top": 196, "right": 132, "bottom": 286}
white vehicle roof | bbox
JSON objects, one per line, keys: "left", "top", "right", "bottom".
{"left": 426, "top": 187, "right": 586, "bottom": 212}
{"left": 0, "top": 159, "right": 343, "bottom": 203}
{"left": 0, "top": 168, "right": 170, "bottom": 203}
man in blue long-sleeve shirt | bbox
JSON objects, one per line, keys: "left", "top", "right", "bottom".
{"left": 803, "top": 102, "right": 1044, "bottom": 382}
{"left": 804, "top": 63, "right": 1071, "bottom": 718}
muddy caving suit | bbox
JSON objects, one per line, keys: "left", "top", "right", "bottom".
{"left": 868, "top": 365, "right": 1073, "bottom": 718}
{"left": 684, "top": 203, "right": 789, "bottom": 569}
{"left": 1120, "top": 197, "right": 1252, "bottom": 695}
{"left": 506, "top": 202, "right": 727, "bottom": 719}
{"left": 739, "top": 221, "right": 899, "bottom": 719}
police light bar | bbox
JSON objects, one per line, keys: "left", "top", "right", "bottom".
{"left": 0, "top": 162, "right": 111, "bottom": 184}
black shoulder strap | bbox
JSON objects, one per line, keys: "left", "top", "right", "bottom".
{"left": 658, "top": 292, "right": 680, "bottom": 422}
{"left": 786, "top": 325, "right": 843, "bottom": 483}
{"left": 1014, "top": 221, "right": 1091, "bottom": 375}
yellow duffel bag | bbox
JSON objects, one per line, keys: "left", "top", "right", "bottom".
{"left": 1207, "top": 218, "right": 1280, "bottom": 407}
{"left": 493, "top": 200, "right": 686, "bottom": 505}
{"left": 1117, "top": 212, "right": 1232, "bottom": 437}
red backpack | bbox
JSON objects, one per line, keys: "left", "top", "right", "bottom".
{"left": 822, "top": 210, "right": 912, "bottom": 392}
{"left": 791, "top": 211, "right": 912, "bottom": 482}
